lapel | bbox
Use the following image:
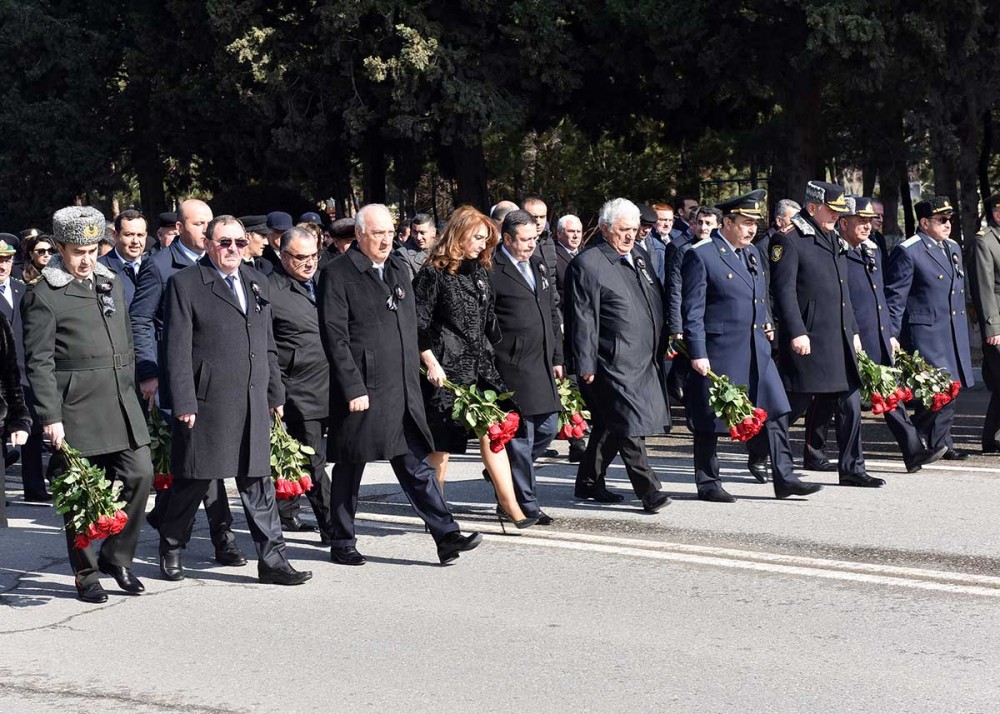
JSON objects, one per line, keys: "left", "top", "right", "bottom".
{"left": 497, "top": 249, "right": 535, "bottom": 295}
{"left": 346, "top": 244, "right": 390, "bottom": 296}
{"left": 199, "top": 258, "right": 246, "bottom": 318}
{"left": 64, "top": 280, "right": 96, "bottom": 301}
{"left": 712, "top": 233, "right": 752, "bottom": 289}
{"left": 171, "top": 241, "right": 197, "bottom": 270}
{"left": 276, "top": 264, "right": 314, "bottom": 304}
{"left": 922, "top": 234, "right": 951, "bottom": 274}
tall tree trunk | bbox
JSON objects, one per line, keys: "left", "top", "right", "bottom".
{"left": 450, "top": 135, "right": 489, "bottom": 212}
{"left": 362, "top": 133, "right": 387, "bottom": 205}
{"left": 876, "top": 112, "right": 907, "bottom": 242}
{"left": 768, "top": 84, "right": 825, "bottom": 209}
{"left": 900, "top": 174, "right": 915, "bottom": 238}
{"left": 980, "top": 110, "right": 994, "bottom": 224}
{"left": 929, "top": 123, "right": 962, "bottom": 241}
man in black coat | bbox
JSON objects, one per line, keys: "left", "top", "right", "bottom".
{"left": 268, "top": 227, "right": 332, "bottom": 536}
{"left": 157, "top": 216, "right": 310, "bottom": 585}
{"left": 130, "top": 199, "right": 243, "bottom": 564}
{"left": 491, "top": 210, "right": 564, "bottom": 524}
{"left": 318, "top": 203, "right": 481, "bottom": 566}
{"left": 567, "top": 198, "right": 671, "bottom": 513}
{"left": 98, "top": 208, "right": 148, "bottom": 306}
{"left": 768, "top": 181, "right": 883, "bottom": 488}
{"left": 22, "top": 206, "right": 151, "bottom": 603}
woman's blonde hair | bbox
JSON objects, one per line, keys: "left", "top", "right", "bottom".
{"left": 429, "top": 206, "right": 498, "bottom": 274}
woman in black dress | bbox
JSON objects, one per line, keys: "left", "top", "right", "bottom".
{"left": 414, "top": 206, "right": 536, "bottom": 528}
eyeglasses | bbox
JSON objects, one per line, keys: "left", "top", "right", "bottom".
{"left": 212, "top": 238, "right": 250, "bottom": 249}
{"left": 283, "top": 251, "right": 319, "bottom": 263}
{"left": 932, "top": 216, "right": 952, "bottom": 224}
{"left": 33, "top": 248, "right": 57, "bottom": 255}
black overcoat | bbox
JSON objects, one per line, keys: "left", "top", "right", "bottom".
{"left": 318, "top": 245, "right": 433, "bottom": 463}
{"left": 567, "top": 242, "right": 670, "bottom": 437}
{"left": 489, "top": 249, "right": 563, "bottom": 416}
{"left": 267, "top": 265, "right": 329, "bottom": 422}
{"left": 164, "top": 258, "right": 284, "bottom": 479}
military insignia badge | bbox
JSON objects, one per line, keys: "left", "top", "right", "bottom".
{"left": 395, "top": 284, "right": 405, "bottom": 301}
{"left": 83, "top": 222, "right": 101, "bottom": 239}
{"left": 538, "top": 263, "right": 547, "bottom": 274}
{"left": 770, "top": 245, "right": 783, "bottom": 262}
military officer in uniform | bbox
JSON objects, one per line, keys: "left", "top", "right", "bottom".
{"left": 22, "top": 206, "right": 153, "bottom": 603}
{"left": 681, "top": 190, "right": 822, "bottom": 502}
{"left": 158, "top": 215, "right": 311, "bottom": 585}
{"left": 804, "top": 197, "right": 946, "bottom": 472}
{"left": 885, "top": 197, "right": 974, "bottom": 459}
{"left": 970, "top": 198, "right": 1000, "bottom": 453}
{"left": 567, "top": 198, "right": 671, "bottom": 513}
{"left": 768, "top": 181, "right": 884, "bottom": 488}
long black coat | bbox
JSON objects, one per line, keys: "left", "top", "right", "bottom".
{"left": 567, "top": 242, "right": 670, "bottom": 437}
{"left": 490, "top": 249, "right": 563, "bottom": 416}
{"left": 21, "top": 259, "right": 148, "bottom": 456}
{"left": 267, "top": 265, "right": 329, "bottom": 422}
{"left": 165, "top": 259, "right": 284, "bottom": 479}
{"left": 318, "top": 245, "right": 433, "bottom": 463}
{"left": 0, "top": 312, "right": 31, "bottom": 436}
{"left": 768, "top": 212, "right": 860, "bottom": 394}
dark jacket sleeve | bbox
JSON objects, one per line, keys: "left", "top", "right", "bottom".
{"left": 884, "top": 245, "right": 914, "bottom": 338}
{"left": 318, "top": 266, "right": 366, "bottom": 403}
{"left": 130, "top": 259, "right": 163, "bottom": 382}
{"left": 549, "top": 278, "right": 564, "bottom": 366}
{"left": 0, "top": 314, "right": 30, "bottom": 434}
{"left": 680, "top": 247, "right": 709, "bottom": 360}
{"left": 20, "top": 289, "right": 61, "bottom": 425}
{"left": 768, "top": 236, "right": 807, "bottom": 339}
{"left": 413, "top": 266, "right": 440, "bottom": 354}
{"left": 164, "top": 275, "right": 197, "bottom": 416}
{"left": 568, "top": 260, "right": 599, "bottom": 376}
{"left": 265, "top": 301, "right": 285, "bottom": 409}
{"left": 666, "top": 242, "right": 685, "bottom": 335}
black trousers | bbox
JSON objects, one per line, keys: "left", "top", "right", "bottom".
{"left": 328, "top": 416, "right": 458, "bottom": 548}
{"left": 985, "top": 390, "right": 1000, "bottom": 449}
{"left": 912, "top": 399, "right": 957, "bottom": 452}
{"left": 277, "top": 418, "right": 332, "bottom": 533}
{"left": 147, "top": 478, "right": 235, "bottom": 547}
{"left": 51, "top": 445, "right": 153, "bottom": 587}
{"left": 806, "top": 398, "right": 924, "bottom": 465}
{"left": 158, "top": 475, "right": 288, "bottom": 571}
{"left": 720, "top": 413, "right": 800, "bottom": 490}
{"left": 574, "top": 422, "right": 662, "bottom": 505}
{"left": 788, "top": 390, "right": 865, "bottom": 476}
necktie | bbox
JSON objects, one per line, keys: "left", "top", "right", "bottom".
{"left": 82, "top": 278, "right": 93, "bottom": 290}
{"left": 0, "top": 284, "right": 6, "bottom": 295}
{"left": 303, "top": 279, "right": 315, "bottom": 300}
{"left": 225, "top": 275, "right": 244, "bottom": 313}
{"left": 518, "top": 261, "right": 536, "bottom": 291}
{"left": 124, "top": 264, "right": 137, "bottom": 283}
{"left": 621, "top": 255, "right": 633, "bottom": 269}
{"left": 735, "top": 248, "right": 750, "bottom": 273}
{"left": 375, "top": 265, "right": 384, "bottom": 282}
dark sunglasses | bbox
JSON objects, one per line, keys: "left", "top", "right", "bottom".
{"left": 33, "top": 248, "right": 57, "bottom": 255}
{"left": 213, "top": 238, "right": 250, "bottom": 249}
{"left": 932, "top": 216, "right": 952, "bottom": 224}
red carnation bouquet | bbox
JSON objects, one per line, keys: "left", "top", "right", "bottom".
{"left": 441, "top": 378, "right": 519, "bottom": 453}
{"left": 894, "top": 349, "right": 961, "bottom": 412}
{"left": 270, "top": 418, "right": 315, "bottom": 499}
{"left": 672, "top": 339, "right": 767, "bottom": 441}
{"left": 856, "top": 349, "right": 908, "bottom": 414}
{"left": 555, "top": 378, "right": 590, "bottom": 440}
{"left": 148, "top": 404, "right": 173, "bottom": 491}
{"left": 51, "top": 442, "right": 128, "bottom": 550}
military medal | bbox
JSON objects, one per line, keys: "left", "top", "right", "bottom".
{"left": 635, "top": 256, "right": 654, "bottom": 285}
{"left": 387, "top": 284, "right": 405, "bottom": 311}
{"left": 250, "top": 281, "right": 267, "bottom": 313}
{"left": 951, "top": 252, "right": 964, "bottom": 279}
{"left": 96, "top": 281, "right": 116, "bottom": 318}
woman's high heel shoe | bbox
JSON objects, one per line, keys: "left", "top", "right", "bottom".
{"left": 495, "top": 505, "right": 538, "bottom": 533}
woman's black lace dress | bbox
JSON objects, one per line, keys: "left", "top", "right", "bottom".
{"left": 413, "top": 259, "right": 505, "bottom": 453}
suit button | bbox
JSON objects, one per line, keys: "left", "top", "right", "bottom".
{"left": 753, "top": 324, "right": 758, "bottom": 329}
{"left": 938, "top": 274, "right": 944, "bottom": 279}
{"left": 952, "top": 310, "right": 956, "bottom": 315}
{"left": 842, "top": 302, "right": 846, "bottom": 307}
{"left": 961, "top": 310, "right": 966, "bottom": 315}
{"left": 840, "top": 279, "right": 845, "bottom": 284}
{"left": 250, "top": 352, "right": 255, "bottom": 358}
{"left": 727, "top": 273, "right": 733, "bottom": 279}
{"left": 878, "top": 305, "right": 882, "bottom": 310}
{"left": 249, "top": 384, "right": 254, "bottom": 390}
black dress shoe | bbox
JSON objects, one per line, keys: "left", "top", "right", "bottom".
{"left": 281, "top": 518, "right": 318, "bottom": 533}
{"left": 330, "top": 545, "right": 366, "bottom": 566}
{"left": 259, "top": 565, "right": 312, "bottom": 585}
{"left": 568, "top": 444, "right": 586, "bottom": 463}
{"left": 642, "top": 492, "right": 672, "bottom": 513}
{"left": 437, "top": 531, "right": 484, "bottom": 564}
{"left": 575, "top": 486, "right": 625, "bottom": 503}
{"left": 747, "top": 459, "right": 769, "bottom": 484}
{"left": 98, "top": 558, "right": 145, "bottom": 594}
{"left": 534, "top": 510, "right": 555, "bottom": 526}
{"left": 698, "top": 486, "right": 736, "bottom": 503}
{"left": 774, "top": 481, "right": 824, "bottom": 499}
{"left": 543, "top": 448, "right": 559, "bottom": 458}
{"left": 75, "top": 579, "right": 108, "bottom": 604}
{"left": 943, "top": 449, "right": 969, "bottom": 461}
{"left": 214, "top": 542, "right": 248, "bottom": 566}
{"left": 22, "top": 490, "right": 54, "bottom": 503}
{"left": 839, "top": 472, "right": 886, "bottom": 488}
{"left": 904, "top": 445, "right": 948, "bottom": 473}
{"left": 159, "top": 551, "right": 184, "bottom": 581}
{"left": 803, "top": 459, "right": 838, "bottom": 472}
{"left": 982, "top": 442, "right": 1000, "bottom": 454}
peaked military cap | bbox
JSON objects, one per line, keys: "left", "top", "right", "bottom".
{"left": 804, "top": 180, "right": 850, "bottom": 213}
{"left": 52, "top": 206, "right": 106, "bottom": 245}
{"left": 266, "top": 211, "right": 293, "bottom": 232}
{"left": 158, "top": 211, "right": 177, "bottom": 228}
{"left": 0, "top": 237, "right": 15, "bottom": 256}
{"left": 299, "top": 211, "right": 324, "bottom": 226}
{"left": 716, "top": 189, "right": 767, "bottom": 220}
{"left": 914, "top": 196, "right": 954, "bottom": 220}
{"left": 843, "top": 196, "right": 878, "bottom": 218}
{"left": 330, "top": 218, "right": 356, "bottom": 239}
{"left": 637, "top": 204, "right": 658, "bottom": 225}
{"left": 239, "top": 215, "right": 270, "bottom": 235}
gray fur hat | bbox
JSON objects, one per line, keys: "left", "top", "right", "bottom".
{"left": 52, "top": 206, "right": 107, "bottom": 245}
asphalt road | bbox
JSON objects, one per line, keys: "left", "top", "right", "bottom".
{"left": 2, "top": 388, "right": 999, "bottom": 712}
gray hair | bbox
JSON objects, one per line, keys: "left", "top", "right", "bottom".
{"left": 598, "top": 198, "right": 640, "bottom": 229}
{"left": 355, "top": 204, "right": 390, "bottom": 235}
{"left": 280, "top": 226, "right": 317, "bottom": 251}
{"left": 556, "top": 214, "right": 581, "bottom": 234}
{"left": 775, "top": 199, "right": 801, "bottom": 218}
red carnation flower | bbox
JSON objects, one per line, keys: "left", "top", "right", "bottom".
{"left": 571, "top": 413, "right": 585, "bottom": 426}
{"left": 949, "top": 381, "right": 961, "bottom": 398}
{"left": 299, "top": 475, "right": 313, "bottom": 492}
{"left": 73, "top": 534, "right": 90, "bottom": 550}
{"left": 729, "top": 426, "right": 740, "bottom": 440}
{"left": 489, "top": 439, "right": 505, "bottom": 453}
{"left": 153, "top": 473, "right": 173, "bottom": 491}
{"left": 871, "top": 393, "right": 886, "bottom": 415}
{"left": 571, "top": 424, "right": 585, "bottom": 439}
{"left": 487, "top": 423, "right": 502, "bottom": 439}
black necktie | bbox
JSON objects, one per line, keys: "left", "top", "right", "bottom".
{"left": 303, "top": 279, "right": 315, "bottom": 300}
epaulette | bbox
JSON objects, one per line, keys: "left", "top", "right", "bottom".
{"left": 691, "top": 238, "right": 712, "bottom": 250}
{"left": 900, "top": 235, "right": 922, "bottom": 249}
{"left": 790, "top": 213, "right": 816, "bottom": 236}
{"left": 945, "top": 237, "right": 960, "bottom": 247}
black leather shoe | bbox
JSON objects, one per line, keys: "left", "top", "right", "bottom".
{"left": 943, "top": 449, "right": 969, "bottom": 461}
{"left": 75, "top": 579, "right": 108, "bottom": 603}
{"left": 839, "top": 472, "right": 886, "bottom": 488}
{"left": 330, "top": 546, "right": 366, "bottom": 566}
{"left": 437, "top": 531, "right": 484, "bottom": 564}
{"left": 982, "top": 442, "right": 1000, "bottom": 454}
{"left": 568, "top": 444, "right": 586, "bottom": 463}
{"left": 98, "top": 558, "right": 144, "bottom": 594}
{"left": 905, "top": 445, "right": 948, "bottom": 473}
{"left": 747, "top": 459, "right": 769, "bottom": 484}
{"left": 575, "top": 486, "right": 625, "bottom": 503}
{"left": 159, "top": 551, "right": 184, "bottom": 581}
{"left": 214, "top": 542, "right": 248, "bottom": 566}
{"left": 803, "top": 459, "right": 838, "bottom": 472}
{"left": 774, "top": 481, "right": 824, "bottom": 499}
{"left": 22, "top": 490, "right": 53, "bottom": 503}
{"left": 259, "top": 565, "right": 312, "bottom": 585}
{"left": 543, "top": 448, "right": 559, "bottom": 458}
{"left": 281, "top": 517, "right": 318, "bottom": 533}
{"left": 534, "top": 510, "right": 555, "bottom": 526}
{"left": 698, "top": 486, "right": 736, "bottom": 503}
{"left": 642, "top": 492, "right": 671, "bottom": 513}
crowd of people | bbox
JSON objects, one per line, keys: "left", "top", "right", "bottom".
{"left": 1, "top": 178, "right": 998, "bottom": 604}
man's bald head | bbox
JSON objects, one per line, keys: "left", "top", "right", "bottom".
{"left": 177, "top": 199, "right": 213, "bottom": 253}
